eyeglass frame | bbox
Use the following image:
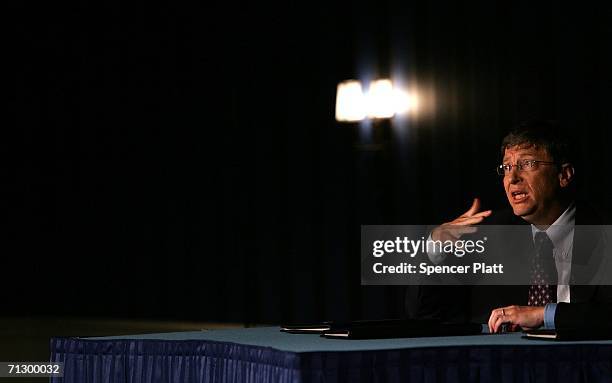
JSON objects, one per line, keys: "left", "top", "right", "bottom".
{"left": 496, "top": 159, "right": 559, "bottom": 176}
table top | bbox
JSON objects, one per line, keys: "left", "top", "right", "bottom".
{"left": 82, "top": 326, "right": 612, "bottom": 353}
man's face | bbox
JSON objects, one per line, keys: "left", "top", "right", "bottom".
{"left": 502, "top": 144, "right": 563, "bottom": 225}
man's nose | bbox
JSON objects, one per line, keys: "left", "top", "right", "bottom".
{"left": 508, "top": 166, "right": 522, "bottom": 183}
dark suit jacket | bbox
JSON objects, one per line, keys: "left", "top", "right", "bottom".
{"left": 407, "top": 202, "right": 612, "bottom": 329}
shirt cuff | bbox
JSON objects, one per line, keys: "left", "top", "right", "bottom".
{"left": 543, "top": 303, "right": 557, "bottom": 329}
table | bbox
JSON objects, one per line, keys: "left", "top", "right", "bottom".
{"left": 50, "top": 327, "right": 612, "bottom": 382}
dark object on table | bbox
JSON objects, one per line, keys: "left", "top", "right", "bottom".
{"left": 282, "top": 319, "right": 482, "bottom": 339}
{"left": 524, "top": 326, "right": 612, "bottom": 341}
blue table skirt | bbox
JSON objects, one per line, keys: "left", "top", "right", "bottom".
{"left": 50, "top": 327, "right": 612, "bottom": 383}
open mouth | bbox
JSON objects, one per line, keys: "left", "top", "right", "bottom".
{"left": 511, "top": 191, "right": 528, "bottom": 203}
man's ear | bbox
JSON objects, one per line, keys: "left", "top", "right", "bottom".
{"left": 558, "top": 163, "right": 575, "bottom": 188}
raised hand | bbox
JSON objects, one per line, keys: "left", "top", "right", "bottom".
{"left": 431, "top": 198, "right": 492, "bottom": 242}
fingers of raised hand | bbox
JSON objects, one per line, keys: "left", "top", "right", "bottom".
{"left": 472, "top": 210, "right": 492, "bottom": 218}
{"left": 451, "top": 213, "right": 490, "bottom": 226}
{"left": 446, "top": 226, "right": 478, "bottom": 237}
{"left": 436, "top": 219, "right": 483, "bottom": 242}
{"left": 463, "top": 198, "right": 481, "bottom": 217}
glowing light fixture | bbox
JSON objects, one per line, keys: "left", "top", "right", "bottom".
{"left": 335, "top": 78, "right": 418, "bottom": 122}
{"left": 366, "top": 79, "right": 395, "bottom": 119}
{"left": 335, "top": 80, "right": 366, "bottom": 122}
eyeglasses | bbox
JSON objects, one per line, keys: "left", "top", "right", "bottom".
{"left": 496, "top": 159, "right": 557, "bottom": 176}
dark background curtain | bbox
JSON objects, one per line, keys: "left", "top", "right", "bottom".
{"left": 5, "top": 1, "right": 612, "bottom": 324}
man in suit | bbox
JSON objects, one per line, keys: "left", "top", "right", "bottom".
{"left": 419, "top": 120, "right": 611, "bottom": 332}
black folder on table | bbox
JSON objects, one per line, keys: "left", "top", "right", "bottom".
{"left": 523, "top": 326, "right": 612, "bottom": 341}
{"left": 282, "top": 319, "right": 482, "bottom": 339}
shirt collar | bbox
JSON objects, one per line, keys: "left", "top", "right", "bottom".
{"left": 531, "top": 201, "right": 576, "bottom": 249}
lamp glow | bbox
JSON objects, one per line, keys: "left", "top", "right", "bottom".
{"left": 335, "top": 78, "right": 419, "bottom": 122}
{"left": 392, "top": 89, "right": 418, "bottom": 115}
{"left": 366, "top": 79, "right": 395, "bottom": 119}
{"left": 335, "top": 81, "right": 366, "bottom": 122}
